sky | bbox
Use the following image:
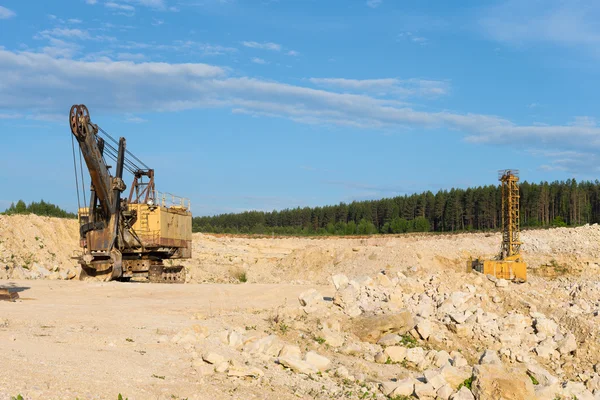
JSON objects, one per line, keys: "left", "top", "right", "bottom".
{"left": 1, "top": 0, "right": 600, "bottom": 216}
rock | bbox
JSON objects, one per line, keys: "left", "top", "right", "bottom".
{"left": 423, "top": 369, "right": 447, "bottom": 390}
{"left": 334, "top": 285, "right": 359, "bottom": 309}
{"left": 472, "top": 364, "right": 536, "bottom": 400}
{"left": 450, "top": 387, "right": 475, "bottom": 400}
{"left": 377, "top": 333, "right": 401, "bottom": 346}
{"left": 322, "top": 329, "right": 345, "bottom": 347}
{"left": 244, "top": 334, "right": 283, "bottom": 357}
{"left": 492, "top": 296, "right": 502, "bottom": 303}
{"left": 384, "top": 346, "right": 407, "bottom": 363}
{"left": 376, "top": 272, "right": 393, "bottom": 287}
{"left": 298, "top": 289, "right": 323, "bottom": 307}
{"left": 10, "top": 266, "right": 28, "bottom": 280}
{"left": 414, "top": 382, "right": 437, "bottom": 398}
{"left": 374, "top": 352, "right": 387, "bottom": 364}
{"left": 202, "top": 353, "right": 226, "bottom": 365}
{"left": 440, "top": 365, "right": 472, "bottom": 388}
{"left": 390, "top": 378, "right": 416, "bottom": 397}
{"left": 406, "top": 347, "right": 426, "bottom": 365}
{"left": 227, "top": 360, "right": 264, "bottom": 378}
{"left": 431, "top": 350, "right": 450, "bottom": 368}
{"left": 416, "top": 319, "right": 433, "bottom": 340}
{"left": 534, "top": 317, "right": 559, "bottom": 336}
{"left": 305, "top": 351, "right": 331, "bottom": 372}
{"left": 278, "top": 356, "right": 318, "bottom": 374}
{"left": 479, "top": 349, "right": 502, "bottom": 365}
{"left": 340, "top": 343, "right": 362, "bottom": 356}
{"left": 350, "top": 310, "right": 414, "bottom": 343}
{"left": 350, "top": 276, "right": 374, "bottom": 289}
{"left": 563, "top": 381, "right": 595, "bottom": 400}
{"left": 437, "top": 384, "right": 454, "bottom": 400}
{"left": 332, "top": 274, "right": 349, "bottom": 290}
{"left": 526, "top": 363, "right": 559, "bottom": 387}
{"left": 335, "top": 366, "right": 350, "bottom": 379}
{"left": 586, "top": 374, "right": 600, "bottom": 392}
{"left": 380, "top": 381, "right": 400, "bottom": 396}
{"left": 496, "top": 279, "right": 509, "bottom": 288}
{"left": 448, "top": 323, "right": 473, "bottom": 338}
{"left": 215, "top": 361, "right": 229, "bottom": 373}
{"left": 558, "top": 332, "right": 577, "bottom": 355}
{"left": 279, "top": 344, "right": 302, "bottom": 359}
{"left": 227, "top": 330, "right": 245, "bottom": 349}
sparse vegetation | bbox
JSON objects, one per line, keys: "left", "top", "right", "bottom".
{"left": 399, "top": 334, "right": 418, "bottom": 348}
{"left": 458, "top": 376, "right": 474, "bottom": 391}
{"left": 528, "top": 372, "right": 540, "bottom": 385}
{"left": 314, "top": 336, "right": 326, "bottom": 345}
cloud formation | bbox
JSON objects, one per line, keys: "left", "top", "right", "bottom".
{"left": 309, "top": 78, "right": 449, "bottom": 97}
{"left": 0, "top": 5, "right": 16, "bottom": 19}
{"left": 242, "top": 41, "right": 282, "bottom": 51}
{"left": 1, "top": 48, "right": 599, "bottom": 161}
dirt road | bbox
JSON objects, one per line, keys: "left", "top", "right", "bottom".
{"left": 0, "top": 280, "right": 328, "bottom": 400}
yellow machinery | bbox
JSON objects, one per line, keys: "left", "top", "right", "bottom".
{"left": 470, "top": 169, "right": 527, "bottom": 281}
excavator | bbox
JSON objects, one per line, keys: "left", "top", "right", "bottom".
{"left": 69, "top": 104, "right": 191, "bottom": 283}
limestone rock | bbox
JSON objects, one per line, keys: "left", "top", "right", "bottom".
{"left": 332, "top": 274, "right": 349, "bottom": 290}
{"left": 298, "top": 289, "right": 323, "bottom": 307}
{"left": 414, "top": 382, "right": 437, "bottom": 398}
{"left": 558, "top": 332, "right": 577, "bottom": 355}
{"left": 437, "top": 384, "right": 454, "bottom": 400}
{"left": 350, "top": 310, "right": 414, "bottom": 343}
{"left": 377, "top": 333, "right": 401, "bottom": 346}
{"left": 278, "top": 356, "right": 318, "bottom": 374}
{"left": 416, "top": 319, "right": 433, "bottom": 340}
{"left": 305, "top": 351, "right": 331, "bottom": 372}
{"left": 279, "top": 344, "right": 302, "bottom": 359}
{"left": 406, "top": 347, "right": 425, "bottom": 365}
{"left": 479, "top": 349, "right": 502, "bottom": 365}
{"left": 384, "top": 346, "right": 407, "bottom": 363}
{"left": 440, "top": 364, "right": 472, "bottom": 388}
{"left": 472, "top": 364, "right": 536, "bottom": 400}
{"left": 450, "top": 387, "right": 475, "bottom": 400}
{"left": 390, "top": 378, "right": 416, "bottom": 397}
{"left": 526, "top": 363, "right": 558, "bottom": 387}
{"left": 202, "top": 352, "right": 226, "bottom": 365}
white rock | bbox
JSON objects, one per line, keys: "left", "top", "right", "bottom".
{"left": 305, "top": 351, "right": 331, "bottom": 372}
{"left": 414, "top": 382, "right": 437, "bottom": 398}
{"left": 440, "top": 365, "right": 473, "bottom": 387}
{"left": 278, "top": 356, "right": 318, "bottom": 374}
{"left": 437, "top": 384, "right": 454, "bottom": 400}
{"left": 332, "top": 274, "right": 349, "bottom": 290}
{"left": 479, "top": 349, "right": 502, "bottom": 365}
{"left": 298, "top": 289, "right": 323, "bottom": 307}
{"left": 450, "top": 387, "right": 475, "bottom": 400}
{"left": 535, "top": 317, "right": 559, "bottom": 337}
{"left": 202, "top": 352, "right": 226, "bottom": 365}
{"left": 416, "top": 319, "right": 433, "bottom": 340}
{"left": 526, "top": 363, "right": 559, "bottom": 387}
{"left": 384, "top": 346, "right": 407, "bottom": 363}
{"left": 406, "top": 347, "right": 426, "bottom": 365}
{"left": 380, "top": 381, "right": 400, "bottom": 396}
{"left": 390, "top": 378, "right": 416, "bottom": 397}
{"left": 377, "top": 333, "right": 401, "bottom": 346}
{"left": 423, "top": 369, "right": 447, "bottom": 390}
{"left": 558, "top": 332, "right": 577, "bottom": 355}
{"left": 376, "top": 272, "right": 393, "bottom": 287}
{"left": 244, "top": 334, "right": 283, "bottom": 357}
{"left": 374, "top": 352, "right": 387, "bottom": 364}
{"left": 496, "top": 279, "right": 509, "bottom": 288}
{"left": 322, "top": 329, "right": 345, "bottom": 347}
{"left": 433, "top": 350, "right": 452, "bottom": 368}
{"left": 227, "top": 330, "right": 245, "bottom": 349}
{"left": 279, "top": 344, "right": 302, "bottom": 359}
{"left": 335, "top": 366, "right": 350, "bottom": 379}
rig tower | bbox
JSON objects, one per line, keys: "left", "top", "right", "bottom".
{"left": 470, "top": 169, "right": 527, "bottom": 281}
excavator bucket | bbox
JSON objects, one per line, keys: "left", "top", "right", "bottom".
{"left": 0, "top": 288, "right": 19, "bottom": 302}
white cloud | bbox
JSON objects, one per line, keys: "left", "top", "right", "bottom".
{"left": 105, "top": 2, "right": 135, "bottom": 11}
{"left": 2, "top": 48, "right": 600, "bottom": 164}
{"left": 251, "top": 57, "right": 267, "bottom": 64}
{"left": 309, "top": 77, "right": 449, "bottom": 98}
{"left": 117, "top": 40, "right": 237, "bottom": 56}
{"left": 242, "top": 41, "right": 281, "bottom": 51}
{"left": 398, "top": 32, "right": 427, "bottom": 45}
{"left": 287, "top": 50, "right": 299, "bottom": 56}
{"left": 68, "top": 18, "right": 83, "bottom": 24}
{"left": 366, "top": 0, "right": 382, "bottom": 8}
{"left": 85, "top": 0, "right": 97, "bottom": 4}
{"left": 480, "top": 0, "right": 600, "bottom": 56}
{"left": 0, "top": 5, "right": 16, "bottom": 19}
{"left": 117, "top": 52, "right": 146, "bottom": 61}
{"left": 152, "top": 18, "right": 164, "bottom": 26}
{"left": 125, "top": 115, "right": 147, "bottom": 123}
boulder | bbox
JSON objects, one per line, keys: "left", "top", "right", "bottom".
{"left": 534, "top": 317, "right": 559, "bottom": 337}
{"left": 322, "top": 329, "right": 345, "bottom": 347}
{"left": 406, "top": 347, "right": 426, "bottom": 365}
{"left": 440, "top": 365, "right": 472, "bottom": 388}
{"left": 350, "top": 310, "right": 414, "bottom": 343}
{"left": 558, "top": 332, "right": 577, "bottom": 355}
{"left": 298, "top": 289, "right": 323, "bottom": 307}
{"left": 423, "top": 369, "right": 447, "bottom": 390}
{"left": 414, "top": 382, "right": 437, "bottom": 398}
{"left": 278, "top": 356, "right": 318, "bottom": 374}
{"left": 450, "top": 387, "right": 475, "bottom": 400}
{"left": 332, "top": 274, "right": 349, "bottom": 290}
{"left": 479, "top": 349, "right": 502, "bottom": 365}
{"left": 384, "top": 346, "right": 407, "bottom": 363}
{"left": 472, "top": 364, "right": 537, "bottom": 400}
{"left": 202, "top": 352, "right": 226, "bottom": 365}
{"left": 279, "top": 344, "right": 302, "bottom": 359}
{"left": 305, "top": 351, "right": 331, "bottom": 372}
{"left": 526, "top": 363, "right": 559, "bottom": 387}
{"left": 390, "top": 378, "right": 416, "bottom": 397}
{"left": 416, "top": 319, "right": 433, "bottom": 340}
{"left": 377, "top": 333, "right": 401, "bottom": 346}
{"left": 437, "top": 384, "right": 453, "bottom": 400}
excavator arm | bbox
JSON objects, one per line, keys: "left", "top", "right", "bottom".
{"left": 70, "top": 104, "right": 127, "bottom": 279}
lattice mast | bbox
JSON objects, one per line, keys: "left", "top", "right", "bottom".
{"left": 499, "top": 169, "right": 522, "bottom": 260}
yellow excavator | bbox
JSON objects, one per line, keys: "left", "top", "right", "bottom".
{"left": 470, "top": 169, "right": 527, "bottom": 282}
{"left": 70, "top": 104, "right": 192, "bottom": 283}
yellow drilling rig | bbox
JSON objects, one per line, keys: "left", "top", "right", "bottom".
{"left": 470, "top": 169, "right": 528, "bottom": 281}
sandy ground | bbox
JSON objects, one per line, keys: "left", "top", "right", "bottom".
{"left": 0, "top": 280, "right": 328, "bottom": 400}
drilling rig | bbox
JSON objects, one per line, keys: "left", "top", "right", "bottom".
{"left": 470, "top": 169, "right": 527, "bottom": 281}
{"left": 70, "top": 104, "right": 191, "bottom": 283}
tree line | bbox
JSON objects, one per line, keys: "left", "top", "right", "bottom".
{"left": 192, "top": 179, "right": 600, "bottom": 235}
{"left": 2, "top": 200, "right": 77, "bottom": 219}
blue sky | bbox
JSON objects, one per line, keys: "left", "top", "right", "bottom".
{"left": 1, "top": 0, "right": 600, "bottom": 216}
